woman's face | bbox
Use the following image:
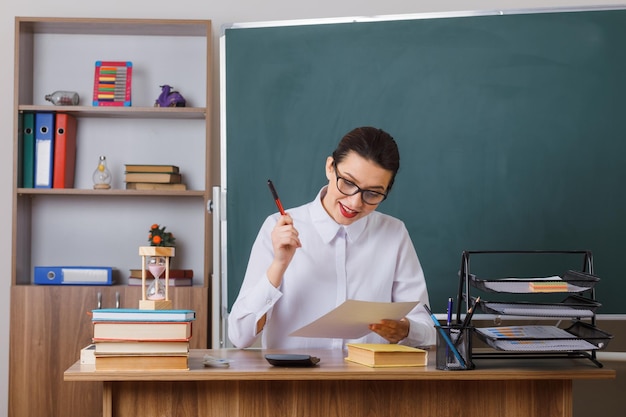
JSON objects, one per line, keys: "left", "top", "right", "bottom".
{"left": 322, "top": 151, "right": 392, "bottom": 225}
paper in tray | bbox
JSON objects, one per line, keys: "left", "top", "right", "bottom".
{"left": 475, "top": 322, "right": 612, "bottom": 352}
{"left": 480, "top": 295, "right": 601, "bottom": 318}
{"left": 468, "top": 270, "right": 598, "bottom": 294}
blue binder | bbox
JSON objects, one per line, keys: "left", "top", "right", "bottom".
{"left": 34, "top": 112, "right": 55, "bottom": 188}
{"left": 34, "top": 266, "right": 113, "bottom": 285}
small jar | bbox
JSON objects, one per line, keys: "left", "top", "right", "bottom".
{"left": 45, "top": 90, "right": 80, "bottom": 106}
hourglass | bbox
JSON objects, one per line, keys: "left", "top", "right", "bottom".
{"left": 138, "top": 246, "right": 175, "bottom": 310}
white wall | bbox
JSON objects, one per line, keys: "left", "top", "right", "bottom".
{"left": 0, "top": 1, "right": 623, "bottom": 416}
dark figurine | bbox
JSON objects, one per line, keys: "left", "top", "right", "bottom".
{"left": 154, "top": 85, "right": 186, "bottom": 107}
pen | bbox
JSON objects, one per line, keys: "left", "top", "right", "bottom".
{"left": 461, "top": 296, "right": 481, "bottom": 329}
{"left": 267, "top": 179, "right": 286, "bottom": 215}
{"left": 446, "top": 297, "right": 453, "bottom": 326}
{"left": 423, "top": 304, "right": 466, "bottom": 368}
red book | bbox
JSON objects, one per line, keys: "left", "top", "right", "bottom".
{"left": 52, "top": 113, "right": 77, "bottom": 188}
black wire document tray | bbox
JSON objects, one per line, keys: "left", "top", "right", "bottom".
{"left": 479, "top": 295, "right": 601, "bottom": 318}
{"left": 469, "top": 270, "right": 599, "bottom": 294}
{"left": 475, "top": 321, "right": 612, "bottom": 352}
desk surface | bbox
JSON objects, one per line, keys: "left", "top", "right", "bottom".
{"left": 64, "top": 348, "right": 616, "bottom": 382}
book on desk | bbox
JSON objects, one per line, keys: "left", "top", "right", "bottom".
{"left": 345, "top": 343, "right": 428, "bottom": 367}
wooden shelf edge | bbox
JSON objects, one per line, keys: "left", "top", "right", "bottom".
{"left": 18, "top": 105, "right": 207, "bottom": 119}
{"left": 16, "top": 188, "right": 207, "bottom": 197}
{"left": 16, "top": 17, "right": 211, "bottom": 37}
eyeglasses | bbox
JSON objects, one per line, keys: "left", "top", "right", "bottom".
{"left": 333, "top": 163, "right": 387, "bottom": 205}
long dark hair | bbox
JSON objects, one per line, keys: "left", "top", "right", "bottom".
{"left": 331, "top": 127, "right": 400, "bottom": 192}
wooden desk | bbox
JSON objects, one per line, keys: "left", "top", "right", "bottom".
{"left": 64, "top": 349, "right": 615, "bottom": 417}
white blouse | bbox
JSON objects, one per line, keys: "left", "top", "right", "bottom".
{"left": 228, "top": 187, "right": 436, "bottom": 349}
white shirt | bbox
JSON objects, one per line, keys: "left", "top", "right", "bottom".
{"left": 228, "top": 187, "right": 436, "bottom": 349}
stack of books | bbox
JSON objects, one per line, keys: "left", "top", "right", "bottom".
{"left": 124, "top": 164, "right": 186, "bottom": 190}
{"left": 128, "top": 268, "right": 193, "bottom": 286}
{"left": 91, "top": 308, "right": 195, "bottom": 370}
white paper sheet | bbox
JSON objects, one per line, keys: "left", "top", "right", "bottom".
{"left": 289, "top": 299, "right": 419, "bottom": 339}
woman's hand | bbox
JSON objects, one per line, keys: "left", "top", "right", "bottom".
{"left": 267, "top": 214, "right": 301, "bottom": 287}
{"left": 369, "top": 318, "right": 410, "bottom": 344}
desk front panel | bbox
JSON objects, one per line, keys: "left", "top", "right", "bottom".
{"left": 107, "top": 379, "right": 570, "bottom": 417}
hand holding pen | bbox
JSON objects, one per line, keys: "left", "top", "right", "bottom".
{"left": 266, "top": 180, "right": 301, "bottom": 287}
{"left": 268, "top": 179, "right": 286, "bottom": 215}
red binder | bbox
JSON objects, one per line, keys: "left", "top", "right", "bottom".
{"left": 52, "top": 113, "right": 78, "bottom": 188}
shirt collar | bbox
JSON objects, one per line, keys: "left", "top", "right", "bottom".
{"left": 310, "top": 186, "right": 369, "bottom": 244}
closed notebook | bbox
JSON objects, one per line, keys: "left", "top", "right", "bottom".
{"left": 124, "top": 172, "right": 182, "bottom": 184}
{"left": 94, "top": 340, "right": 189, "bottom": 355}
{"left": 127, "top": 277, "right": 192, "bottom": 287}
{"left": 125, "top": 182, "right": 187, "bottom": 191}
{"left": 91, "top": 308, "right": 195, "bottom": 322}
{"left": 124, "top": 164, "right": 180, "bottom": 173}
{"left": 345, "top": 343, "right": 428, "bottom": 367}
{"left": 92, "top": 321, "right": 192, "bottom": 341}
{"left": 94, "top": 354, "right": 188, "bottom": 371}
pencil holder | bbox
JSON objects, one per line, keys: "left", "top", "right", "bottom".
{"left": 435, "top": 325, "right": 474, "bottom": 370}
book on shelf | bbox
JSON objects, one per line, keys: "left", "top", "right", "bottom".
{"left": 80, "top": 344, "right": 96, "bottom": 365}
{"left": 125, "top": 182, "right": 187, "bottom": 191}
{"left": 124, "top": 172, "right": 182, "bottom": 184}
{"left": 94, "top": 354, "right": 188, "bottom": 371}
{"left": 124, "top": 164, "right": 180, "bottom": 173}
{"left": 94, "top": 340, "right": 189, "bottom": 355}
{"left": 128, "top": 277, "right": 192, "bottom": 286}
{"left": 129, "top": 268, "right": 193, "bottom": 278}
{"left": 93, "top": 320, "right": 192, "bottom": 341}
{"left": 345, "top": 343, "right": 428, "bottom": 367}
{"left": 92, "top": 308, "right": 195, "bottom": 322}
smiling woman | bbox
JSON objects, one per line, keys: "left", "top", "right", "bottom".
{"left": 227, "top": 126, "right": 437, "bottom": 350}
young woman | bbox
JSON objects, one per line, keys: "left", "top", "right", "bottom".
{"left": 228, "top": 126, "right": 436, "bottom": 349}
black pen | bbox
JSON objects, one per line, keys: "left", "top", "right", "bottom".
{"left": 461, "top": 296, "right": 481, "bottom": 329}
{"left": 267, "top": 179, "right": 286, "bottom": 215}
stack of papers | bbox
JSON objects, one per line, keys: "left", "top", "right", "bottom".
{"left": 476, "top": 325, "right": 599, "bottom": 351}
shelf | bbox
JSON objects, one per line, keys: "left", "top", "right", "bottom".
{"left": 475, "top": 322, "right": 613, "bottom": 352}
{"left": 468, "top": 270, "right": 599, "bottom": 294}
{"left": 18, "top": 105, "right": 207, "bottom": 119}
{"left": 18, "top": 17, "right": 210, "bottom": 37}
{"left": 479, "top": 295, "right": 600, "bottom": 318}
{"left": 10, "top": 18, "right": 214, "bottom": 417}
{"left": 16, "top": 188, "right": 206, "bottom": 197}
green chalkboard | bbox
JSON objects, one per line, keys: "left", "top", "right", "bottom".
{"left": 224, "top": 8, "right": 626, "bottom": 314}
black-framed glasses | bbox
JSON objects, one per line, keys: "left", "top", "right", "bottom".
{"left": 333, "top": 163, "right": 387, "bottom": 205}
